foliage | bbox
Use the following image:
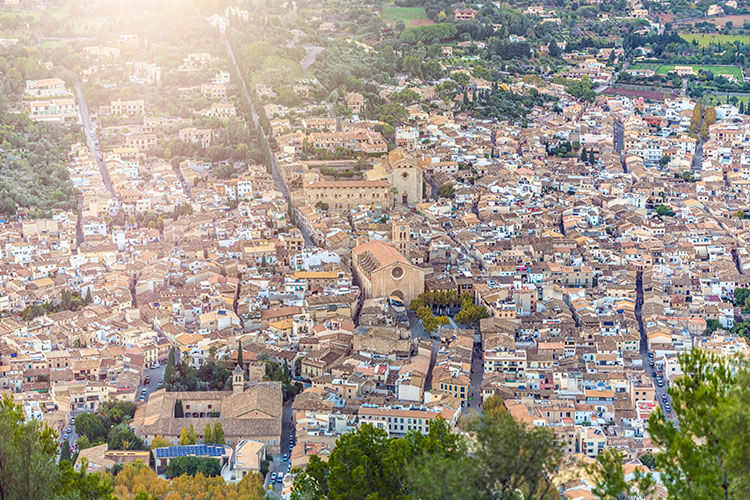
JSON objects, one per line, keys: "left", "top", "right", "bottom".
{"left": 646, "top": 348, "right": 749, "bottom": 499}
{"left": 455, "top": 294, "right": 490, "bottom": 326}
{"left": 166, "top": 358, "right": 231, "bottom": 392}
{"left": 108, "top": 424, "right": 144, "bottom": 451}
{"left": 164, "top": 456, "right": 221, "bottom": 479}
{"left": 292, "top": 418, "right": 464, "bottom": 500}
{"left": 564, "top": 76, "right": 597, "bottom": 102}
{"left": 655, "top": 204, "right": 675, "bottom": 217}
{"left": 399, "top": 23, "right": 457, "bottom": 45}
{"left": 0, "top": 394, "right": 114, "bottom": 499}
{"left": 263, "top": 359, "right": 303, "bottom": 402}
{"left": 20, "top": 288, "right": 90, "bottom": 321}
{"left": 437, "top": 183, "right": 455, "bottom": 198}
{"left": 482, "top": 393, "right": 507, "bottom": 419}
{"left": 203, "top": 422, "right": 225, "bottom": 445}
{"left": 293, "top": 413, "right": 562, "bottom": 500}
{"left": 462, "top": 86, "right": 555, "bottom": 124}
{"left": 0, "top": 106, "right": 78, "bottom": 217}
{"left": 587, "top": 449, "right": 654, "bottom": 500}
{"left": 149, "top": 435, "right": 171, "bottom": 450}
{"left": 113, "top": 462, "right": 265, "bottom": 500}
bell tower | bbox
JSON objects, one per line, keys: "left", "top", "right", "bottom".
{"left": 232, "top": 364, "right": 244, "bottom": 393}
{"left": 391, "top": 220, "right": 410, "bottom": 256}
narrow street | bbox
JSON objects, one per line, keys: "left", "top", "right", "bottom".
{"left": 74, "top": 79, "right": 116, "bottom": 198}
{"left": 222, "top": 29, "right": 314, "bottom": 248}
{"left": 635, "top": 272, "right": 676, "bottom": 425}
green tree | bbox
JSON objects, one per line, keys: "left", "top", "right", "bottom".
{"left": 187, "top": 424, "right": 198, "bottom": 445}
{"left": 647, "top": 348, "right": 745, "bottom": 500}
{"left": 203, "top": 423, "right": 213, "bottom": 444}
{"left": 212, "top": 422, "right": 225, "bottom": 445}
{"left": 587, "top": 449, "right": 654, "bottom": 500}
{"left": 437, "top": 183, "right": 455, "bottom": 198}
{"left": 466, "top": 413, "right": 562, "bottom": 499}
{"left": 149, "top": 435, "right": 170, "bottom": 450}
{"left": 655, "top": 204, "right": 675, "bottom": 217}
{"left": 482, "top": 393, "right": 507, "bottom": 419}
{"left": 0, "top": 395, "right": 60, "bottom": 499}
{"left": 237, "top": 340, "right": 243, "bottom": 370}
{"left": 174, "top": 399, "right": 184, "bottom": 418}
{"left": 75, "top": 413, "right": 108, "bottom": 443}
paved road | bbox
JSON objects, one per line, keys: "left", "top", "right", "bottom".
{"left": 74, "top": 79, "right": 116, "bottom": 198}
{"left": 264, "top": 401, "right": 295, "bottom": 496}
{"left": 223, "top": 30, "right": 314, "bottom": 248}
{"left": 141, "top": 363, "right": 167, "bottom": 400}
{"left": 635, "top": 272, "right": 676, "bottom": 425}
{"left": 468, "top": 337, "right": 483, "bottom": 412}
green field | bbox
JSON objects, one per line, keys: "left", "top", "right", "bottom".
{"left": 381, "top": 6, "right": 427, "bottom": 21}
{"left": 629, "top": 63, "right": 743, "bottom": 81}
{"left": 680, "top": 33, "right": 750, "bottom": 46}
{"left": 656, "top": 64, "right": 743, "bottom": 80}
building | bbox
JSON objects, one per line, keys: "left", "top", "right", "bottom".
{"left": 132, "top": 380, "right": 283, "bottom": 453}
{"left": 24, "top": 78, "right": 68, "bottom": 98}
{"left": 304, "top": 180, "right": 392, "bottom": 210}
{"left": 384, "top": 148, "right": 424, "bottom": 206}
{"left": 23, "top": 97, "right": 77, "bottom": 122}
{"left": 352, "top": 240, "right": 425, "bottom": 305}
{"left": 110, "top": 99, "right": 145, "bottom": 116}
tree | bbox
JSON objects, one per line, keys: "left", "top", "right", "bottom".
{"left": 549, "top": 40, "right": 561, "bottom": 57}
{"left": 655, "top": 204, "right": 675, "bottom": 217}
{"left": 76, "top": 412, "right": 108, "bottom": 443}
{"left": 174, "top": 399, "right": 184, "bottom": 418}
{"left": 482, "top": 393, "right": 507, "bottom": 419}
{"left": 179, "top": 428, "right": 190, "bottom": 446}
{"left": 212, "top": 422, "right": 225, "bottom": 445}
{"left": 587, "top": 449, "right": 654, "bottom": 500}
{"left": 165, "top": 348, "right": 176, "bottom": 388}
{"left": 150, "top": 435, "right": 170, "bottom": 450}
{"left": 187, "top": 424, "right": 198, "bottom": 445}
{"left": 58, "top": 459, "right": 115, "bottom": 500}
{"left": 60, "top": 438, "right": 73, "bottom": 462}
{"left": 466, "top": 413, "right": 562, "bottom": 499}
{"left": 164, "top": 456, "right": 221, "bottom": 479}
{"left": 84, "top": 288, "right": 93, "bottom": 305}
{"left": 237, "top": 340, "right": 243, "bottom": 370}
{"left": 0, "top": 394, "right": 107, "bottom": 500}
{"left": 438, "top": 183, "right": 456, "bottom": 198}
{"left": 647, "top": 348, "right": 747, "bottom": 500}
{"left": 203, "top": 423, "right": 213, "bottom": 444}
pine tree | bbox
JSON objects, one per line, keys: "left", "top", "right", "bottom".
{"left": 174, "top": 400, "right": 184, "bottom": 418}
{"left": 741, "top": 101, "right": 746, "bottom": 114}
{"left": 580, "top": 147, "right": 588, "bottom": 163}
{"left": 237, "top": 340, "right": 243, "bottom": 369}
{"left": 84, "top": 288, "right": 92, "bottom": 305}
{"left": 588, "top": 149, "right": 595, "bottom": 164}
{"left": 213, "top": 423, "right": 225, "bottom": 445}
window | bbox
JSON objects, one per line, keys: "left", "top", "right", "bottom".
{"left": 391, "top": 266, "right": 404, "bottom": 279}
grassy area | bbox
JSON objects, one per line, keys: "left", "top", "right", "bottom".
{"left": 706, "top": 94, "right": 750, "bottom": 106}
{"left": 655, "top": 64, "right": 743, "bottom": 80}
{"left": 628, "top": 63, "right": 660, "bottom": 70}
{"left": 680, "top": 33, "right": 750, "bottom": 46}
{"left": 381, "top": 6, "right": 427, "bottom": 21}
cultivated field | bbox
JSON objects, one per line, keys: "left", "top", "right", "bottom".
{"left": 680, "top": 33, "right": 750, "bottom": 46}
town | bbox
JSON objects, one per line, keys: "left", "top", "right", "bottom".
{"left": 0, "top": 0, "right": 749, "bottom": 498}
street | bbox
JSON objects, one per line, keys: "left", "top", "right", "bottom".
{"left": 263, "top": 401, "right": 295, "bottom": 496}
{"left": 468, "top": 337, "right": 484, "bottom": 412}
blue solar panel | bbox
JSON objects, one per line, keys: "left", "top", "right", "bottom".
{"left": 153, "top": 444, "right": 226, "bottom": 459}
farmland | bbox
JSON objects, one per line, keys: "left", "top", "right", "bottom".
{"left": 680, "top": 33, "right": 750, "bottom": 46}
{"left": 381, "top": 6, "right": 429, "bottom": 25}
{"left": 628, "top": 63, "right": 743, "bottom": 81}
